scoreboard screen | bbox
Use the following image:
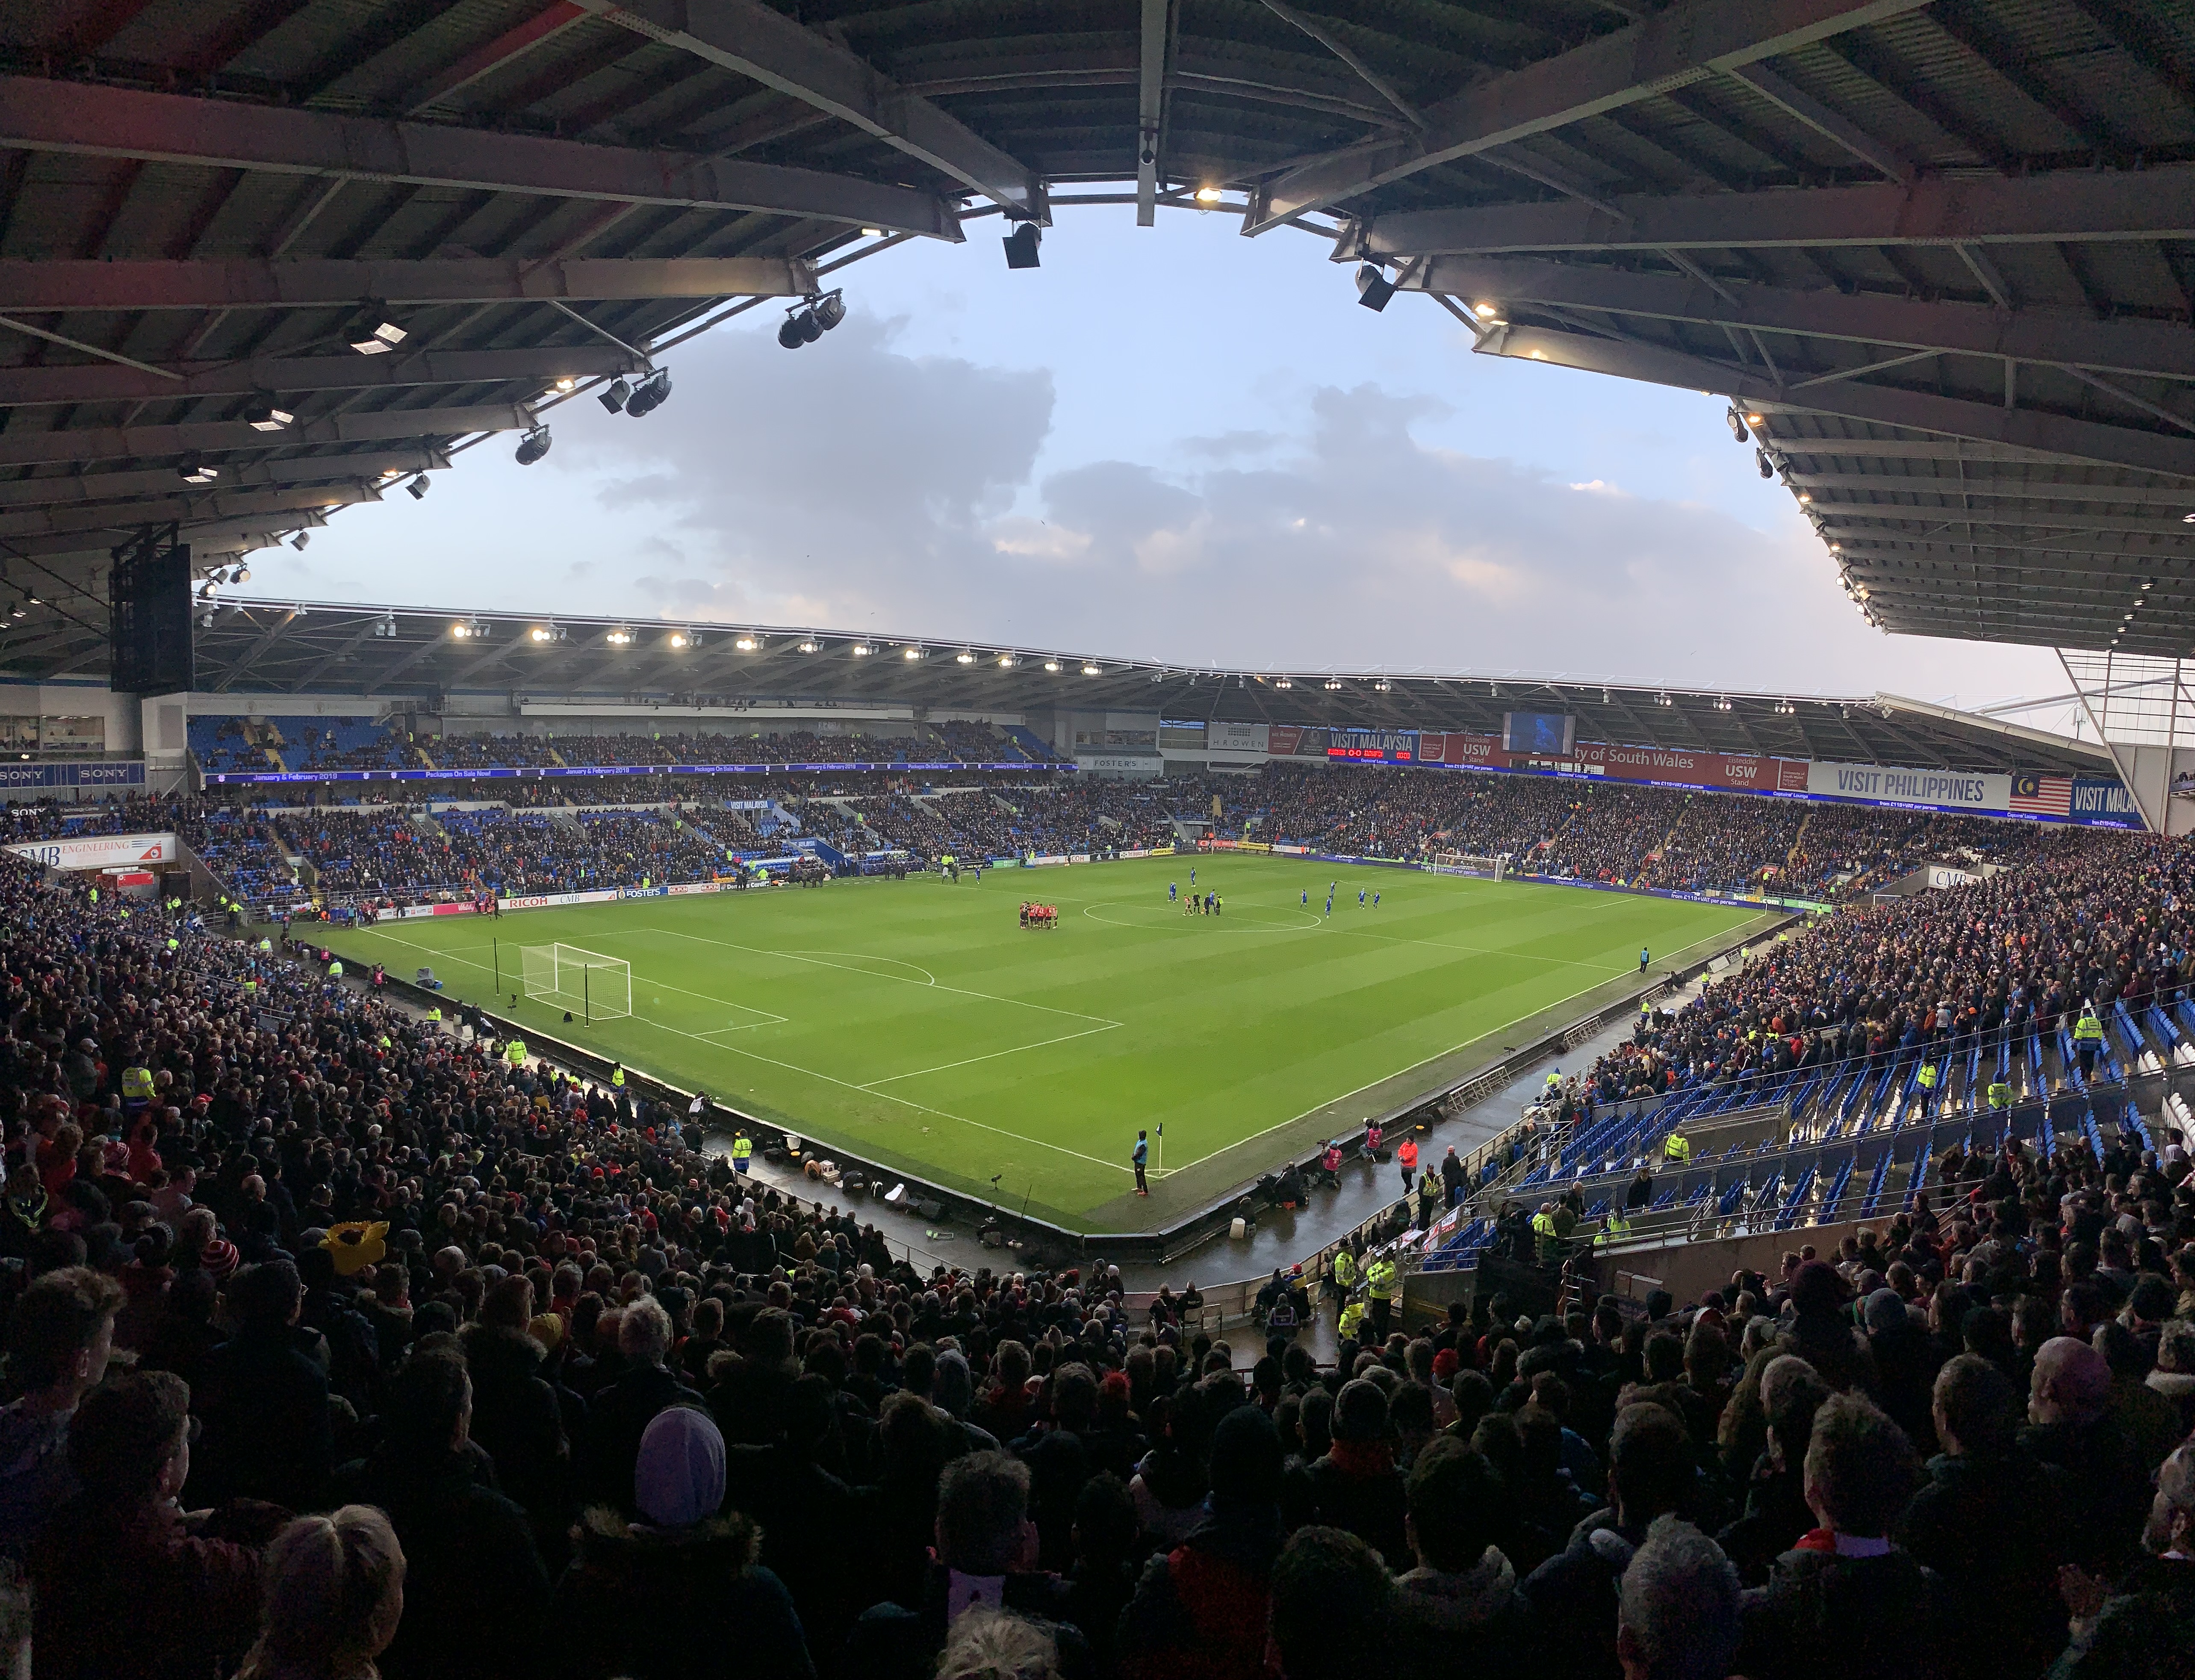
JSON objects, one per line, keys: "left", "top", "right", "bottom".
{"left": 1502, "top": 711, "right": 1576, "bottom": 756}
{"left": 1327, "top": 730, "right": 1416, "bottom": 763}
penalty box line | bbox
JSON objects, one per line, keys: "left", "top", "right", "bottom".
{"left": 352, "top": 924, "right": 1134, "bottom": 1180}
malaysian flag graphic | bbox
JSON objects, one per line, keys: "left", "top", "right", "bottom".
{"left": 2009, "top": 772, "right": 2072, "bottom": 816}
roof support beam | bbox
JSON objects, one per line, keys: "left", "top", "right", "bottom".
{"left": 1720, "top": 62, "right": 1914, "bottom": 182}
{"left": 0, "top": 255, "right": 817, "bottom": 314}
{"left": 0, "top": 449, "right": 445, "bottom": 509}
{"left": 1780, "top": 472, "right": 2195, "bottom": 506}
{"left": 0, "top": 74, "right": 964, "bottom": 241}
{"left": 1479, "top": 323, "right": 2195, "bottom": 478}
{"left": 0, "top": 348, "right": 638, "bottom": 410}
{"left": 1137, "top": 0, "right": 1170, "bottom": 227}
{"left": 569, "top": 0, "right": 1039, "bottom": 218}
{"left": 1241, "top": 0, "right": 1933, "bottom": 232}
{"left": 0, "top": 481, "right": 381, "bottom": 543}
{"left": 1405, "top": 255, "right": 2195, "bottom": 380}
{"left": 1820, "top": 508, "right": 2195, "bottom": 537}
{"left": 1364, "top": 169, "right": 2195, "bottom": 254}
{"left": 0, "top": 403, "right": 535, "bottom": 468}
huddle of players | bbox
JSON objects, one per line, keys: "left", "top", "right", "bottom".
{"left": 1167, "top": 878, "right": 1221, "bottom": 916}
{"left": 1018, "top": 902, "right": 1057, "bottom": 928}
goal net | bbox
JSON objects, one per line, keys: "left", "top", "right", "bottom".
{"left": 1428, "top": 851, "right": 1509, "bottom": 881}
{"left": 521, "top": 944, "right": 632, "bottom": 1021}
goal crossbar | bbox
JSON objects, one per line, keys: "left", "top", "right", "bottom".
{"left": 521, "top": 943, "right": 632, "bottom": 1022}
{"left": 1428, "top": 851, "right": 1509, "bottom": 881}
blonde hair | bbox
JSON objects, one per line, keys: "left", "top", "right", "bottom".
{"left": 935, "top": 1608, "right": 1062, "bottom": 1680}
{"left": 236, "top": 1506, "right": 405, "bottom": 1680}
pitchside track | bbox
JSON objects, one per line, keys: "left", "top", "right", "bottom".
{"left": 323, "top": 857, "right": 1770, "bottom": 1229}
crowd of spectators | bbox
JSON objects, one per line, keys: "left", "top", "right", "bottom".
{"left": 2, "top": 831, "right": 2194, "bottom": 1680}
{"left": 1585, "top": 823, "right": 2148, "bottom": 1105}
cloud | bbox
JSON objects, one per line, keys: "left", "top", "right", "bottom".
{"left": 339, "top": 314, "right": 2049, "bottom": 701}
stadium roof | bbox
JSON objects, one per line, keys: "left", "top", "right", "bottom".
{"left": 175, "top": 596, "right": 2114, "bottom": 775}
{"left": 0, "top": 0, "right": 2190, "bottom": 674}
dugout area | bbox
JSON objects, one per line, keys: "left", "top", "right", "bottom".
{"left": 321, "top": 855, "right": 1776, "bottom": 1231}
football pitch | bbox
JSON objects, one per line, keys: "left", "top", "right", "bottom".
{"left": 321, "top": 857, "right": 1771, "bottom": 1230}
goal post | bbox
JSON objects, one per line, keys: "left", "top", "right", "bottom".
{"left": 1427, "top": 851, "right": 1509, "bottom": 881}
{"left": 520, "top": 944, "right": 632, "bottom": 1023}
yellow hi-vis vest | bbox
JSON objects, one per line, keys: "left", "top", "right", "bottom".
{"left": 731, "top": 1135, "right": 753, "bottom": 1164}
{"left": 506, "top": 1038, "right": 528, "bottom": 1066}
{"left": 611, "top": 1067, "right": 625, "bottom": 1088}
{"left": 1663, "top": 1132, "right": 1691, "bottom": 1164}
{"left": 121, "top": 1065, "right": 154, "bottom": 1102}
{"left": 1365, "top": 1258, "right": 1397, "bottom": 1300}
{"left": 1331, "top": 1250, "right": 1357, "bottom": 1291}
{"left": 2074, "top": 1013, "right": 2104, "bottom": 1043}
{"left": 1596, "top": 1214, "right": 1633, "bottom": 1245}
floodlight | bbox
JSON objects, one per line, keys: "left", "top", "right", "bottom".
{"left": 553, "top": 376, "right": 577, "bottom": 393}
{"left": 956, "top": 650, "right": 976, "bottom": 665}
{"left": 514, "top": 426, "right": 552, "bottom": 465}
{"left": 1193, "top": 186, "right": 1223, "bottom": 206}
{"left": 798, "top": 639, "right": 818, "bottom": 653}
{"left": 1746, "top": 413, "right": 1765, "bottom": 426}
{"left": 246, "top": 400, "right": 294, "bottom": 432}
{"left": 406, "top": 475, "right": 430, "bottom": 500}
{"left": 811, "top": 291, "right": 846, "bottom": 331}
{"left": 1796, "top": 491, "right": 1811, "bottom": 504}
{"left": 625, "top": 368, "right": 671, "bottom": 417}
{"left": 606, "top": 625, "right": 635, "bottom": 645}
{"left": 1354, "top": 264, "right": 1394, "bottom": 311}
{"left": 1003, "top": 224, "right": 1041, "bottom": 269}
{"left": 667, "top": 631, "right": 690, "bottom": 649}
{"left": 1325, "top": 678, "right": 1343, "bottom": 690}
{"left": 529, "top": 626, "right": 564, "bottom": 644}
{"left": 852, "top": 643, "right": 873, "bottom": 656}
{"left": 778, "top": 312, "right": 809, "bottom": 349}
{"left": 599, "top": 377, "right": 632, "bottom": 413}
{"left": 347, "top": 306, "right": 406, "bottom": 354}
{"left": 1473, "top": 301, "right": 1499, "bottom": 318}
{"left": 1044, "top": 660, "right": 1060, "bottom": 672}
{"left": 1757, "top": 449, "right": 1773, "bottom": 480}
{"left": 861, "top": 228, "right": 885, "bottom": 238}
{"left": 1274, "top": 677, "right": 1292, "bottom": 689}
{"left": 997, "top": 654, "right": 1015, "bottom": 667}
{"left": 178, "top": 455, "right": 219, "bottom": 485}
{"left": 1726, "top": 408, "right": 1748, "bottom": 443}
{"left": 1373, "top": 679, "right": 1392, "bottom": 692}
{"left": 903, "top": 646, "right": 922, "bottom": 661}
{"left": 233, "top": 566, "right": 249, "bottom": 583}
{"left": 1082, "top": 663, "right": 1101, "bottom": 676}
{"left": 735, "top": 633, "right": 758, "bottom": 651}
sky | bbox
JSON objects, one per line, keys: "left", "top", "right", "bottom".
{"left": 264, "top": 204, "right": 2065, "bottom": 713}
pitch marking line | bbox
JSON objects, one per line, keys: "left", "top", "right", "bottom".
{"left": 612, "top": 923, "right": 1122, "bottom": 1030}
{"left": 859, "top": 1022, "right": 1122, "bottom": 1090}
{"left": 350, "top": 923, "right": 1135, "bottom": 1179}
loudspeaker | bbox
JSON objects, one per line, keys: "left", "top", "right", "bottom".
{"left": 110, "top": 527, "right": 194, "bottom": 694}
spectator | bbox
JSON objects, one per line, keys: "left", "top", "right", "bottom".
{"left": 2023, "top": 1336, "right": 2153, "bottom": 1571}
{"left": 1896, "top": 1353, "right": 2070, "bottom": 1680}
{"left": 1307, "top": 1378, "right": 1408, "bottom": 1566}
{"left": 189, "top": 1259, "right": 333, "bottom": 1513}
{"left": 1268, "top": 1525, "right": 1398, "bottom": 1676}
{"left": 937, "top": 1607, "right": 1068, "bottom": 1680}
{"left": 1616, "top": 1517, "right": 1744, "bottom": 1680}
{"left": 30, "top": 1371, "right": 274, "bottom": 1680}
{"left": 0, "top": 1266, "right": 120, "bottom": 1557}
{"left": 325, "top": 1345, "right": 551, "bottom": 1680}
{"left": 1717, "top": 1356, "right": 1830, "bottom": 1585}
{"left": 575, "top": 1294, "right": 703, "bottom": 1513}
{"left": 1118, "top": 1405, "right": 1285, "bottom": 1680}
{"left": 2052, "top": 1442, "right": 2195, "bottom": 1679}
{"left": 557, "top": 1405, "right": 814, "bottom": 1680}
{"left": 1736, "top": 1394, "right": 1929, "bottom": 1680}
{"left": 1391, "top": 1438, "right": 1532, "bottom": 1665}
{"left": 233, "top": 1506, "right": 407, "bottom": 1680}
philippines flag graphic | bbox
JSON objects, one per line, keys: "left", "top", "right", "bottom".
{"left": 2009, "top": 772, "right": 2072, "bottom": 816}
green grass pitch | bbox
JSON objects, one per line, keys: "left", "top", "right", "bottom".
{"left": 322, "top": 857, "right": 1768, "bottom": 1231}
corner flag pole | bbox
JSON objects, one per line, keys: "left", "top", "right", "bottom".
{"left": 584, "top": 963, "right": 590, "bottom": 1026}
{"left": 1153, "top": 1121, "right": 1163, "bottom": 1175}
{"left": 493, "top": 940, "right": 500, "bottom": 995}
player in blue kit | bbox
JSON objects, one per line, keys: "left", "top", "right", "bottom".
{"left": 1358, "top": 889, "right": 1366, "bottom": 907}
{"left": 1301, "top": 889, "right": 1308, "bottom": 907}
{"left": 1373, "top": 891, "right": 1381, "bottom": 907}
{"left": 1169, "top": 881, "right": 1177, "bottom": 902}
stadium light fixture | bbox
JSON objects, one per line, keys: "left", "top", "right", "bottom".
{"left": 1796, "top": 491, "right": 1812, "bottom": 504}
{"left": 1082, "top": 663, "right": 1102, "bottom": 676}
{"left": 1274, "top": 678, "right": 1292, "bottom": 689}
{"left": 606, "top": 625, "right": 635, "bottom": 645}
{"left": 1655, "top": 692, "right": 1672, "bottom": 707}
{"left": 1756, "top": 449, "right": 1773, "bottom": 480}
{"left": 177, "top": 456, "right": 219, "bottom": 484}
{"left": 624, "top": 369, "right": 672, "bottom": 418}
{"left": 233, "top": 566, "right": 249, "bottom": 584}
{"left": 956, "top": 650, "right": 976, "bottom": 665}
{"left": 452, "top": 617, "right": 487, "bottom": 639}
{"left": 1044, "top": 659, "right": 1061, "bottom": 672}
{"left": 346, "top": 306, "right": 406, "bottom": 355}
{"left": 1324, "top": 678, "right": 1343, "bottom": 691}
{"left": 905, "top": 646, "right": 923, "bottom": 661}
{"left": 374, "top": 613, "right": 396, "bottom": 638}
{"left": 997, "top": 654, "right": 1016, "bottom": 667}
{"left": 245, "top": 399, "right": 294, "bottom": 432}
{"left": 1473, "top": 301, "right": 1499, "bottom": 318}
{"left": 1726, "top": 408, "right": 1748, "bottom": 443}
{"left": 734, "top": 633, "right": 758, "bottom": 651}
{"left": 1193, "top": 185, "right": 1224, "bottom": 207}
{"left": 1373, "top": 678, "right": 1393, "bottom": 692}
{"left": 667, "top": 631, "right": 691, "bottom": 648}
{"left": 861, "top": 228, "right": 885, "bottom": 238}
{"left": 1746, "top": 413, "right": 1765, "bottom": 426}
{"left": 852, "top": 643, "right": 872, "bottom": 656}
{"left": 798, "top": 638, "right": 818, "bottom": 653}
{"left": 528, "top": 625, "right": 566, "bottom": 644}
{"left": 1714, "top": 696, "right": 1732, "bottom": 711}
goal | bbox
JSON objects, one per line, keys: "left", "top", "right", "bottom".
{"left": 1428, "top": 851, "right": 1509, "bottom": 881}
{"left": 521, "top": 944, "right": 632, "bottom": 1022}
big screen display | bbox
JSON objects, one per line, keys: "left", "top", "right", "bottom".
{"left": 1502, "top": 711, "right": 1576, "bottom": 756}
